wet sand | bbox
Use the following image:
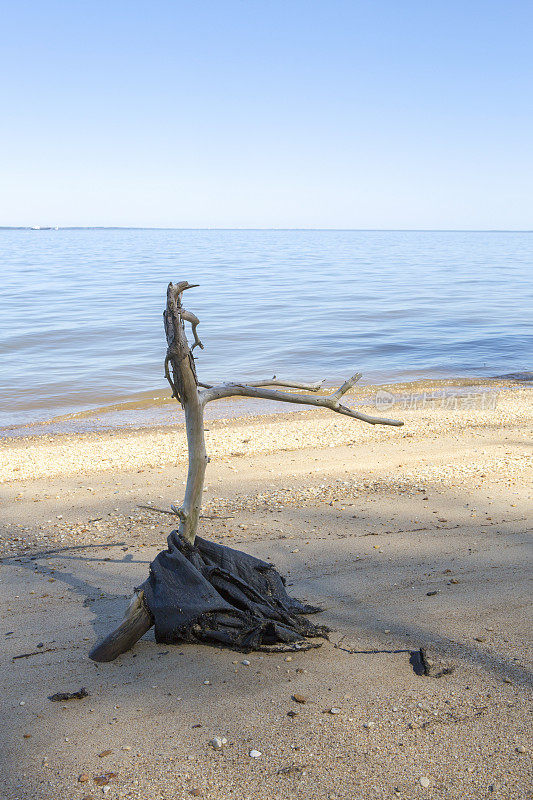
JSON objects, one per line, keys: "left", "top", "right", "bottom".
{"left": 1, "top": 379, "right": 532, "bottom": 799}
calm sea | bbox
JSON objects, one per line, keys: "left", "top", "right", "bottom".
{"left": 1, "top": 229, "right": 531, "bottom": 430}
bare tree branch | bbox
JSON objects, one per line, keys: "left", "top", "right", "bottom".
{"left": 137, "top": 504, "right": 233, "bottom": 519}
{"left": 198, "top": 376, "right": 325, "bottom": 391}
{"left": 200, "top": 374, "right": 403, "bottom": 427}
{"left": 180, "top": 308, "right": 204, "bottom": 351}
{"left": 330, "top": 372, "right": 362, "bottom": 400}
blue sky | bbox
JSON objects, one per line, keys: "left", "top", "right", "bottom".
{"left": 1, "top": 1, "right": 532, "bottom": 228}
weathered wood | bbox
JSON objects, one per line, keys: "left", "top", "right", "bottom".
{"left": 164, "top": 282, "right": 208, "bottom": 546}
{"left": 199, "top": 377, "right": 325, "bottom": 391}
{"left": 89, "top": 280, "right": 404, "bottom": 662}
{"left": 200, "top": 375, "right": 403, "bottom": 426}
{"left": 89, "top": 589, "right": 152, "bottom": 662}
{"left": 167, "top": 282, "right": 402, "bottom": 545}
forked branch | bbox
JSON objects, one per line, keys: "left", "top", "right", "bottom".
{"left": 200, "top": 373, "right": 403, "bottom": 427}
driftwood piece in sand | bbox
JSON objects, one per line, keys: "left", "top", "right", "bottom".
{"left": 89, "top": 281, "right": 403, "bottom": 662}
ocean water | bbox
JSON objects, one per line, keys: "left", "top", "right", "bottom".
{"left": 1, "top": 228, "right": 531, "bottom": 429}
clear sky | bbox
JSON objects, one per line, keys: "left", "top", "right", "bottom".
{"left": 1, "top": 1, "right": 532, "bottom": 229}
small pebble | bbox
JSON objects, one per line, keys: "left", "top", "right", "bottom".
{"left": 208, "top": 736, "right": 227, "bottom": 750}
{"left": 291, "top": 694, "right": 307, "bottom": 704}
{"left": 241, "top": 660, "right": 251, "bottom": 666}
{"left": 515, "top": 745, "right": 526, "bottom": 754}
{"left": 93, "top": 772, "right": 117, "bottom": 786}
{"left": 420, "top": 777, "right": 430, "bottom": 788}
{"left": 249, "top": 749, "right": 262, "bottom": 758}
{"left": 203, "top": 680, "right": 211, "bottom": 685}
{"left": 327, "top": 707, "right": 341, "bottom": 715}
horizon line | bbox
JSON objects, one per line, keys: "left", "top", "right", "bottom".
{"left": 1, "top": 226, "right": 532, "bottom": 233}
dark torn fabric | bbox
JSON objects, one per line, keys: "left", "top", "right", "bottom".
{"left": 142, "top": 531, "right": 329, "bottom": 652}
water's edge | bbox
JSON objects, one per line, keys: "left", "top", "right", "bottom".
{"left": 2, "top": 374, "right": 530, "bottom": 440}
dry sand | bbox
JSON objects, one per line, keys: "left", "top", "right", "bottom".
{"left": 1, "top": 379, "right": 532, "bottom": 799}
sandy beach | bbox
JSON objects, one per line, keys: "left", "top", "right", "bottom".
{"left": 1, "top": 379, "right": 532, "bottom": 799}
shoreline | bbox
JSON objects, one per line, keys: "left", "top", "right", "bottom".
{"left": 1, "top": 378, "right": 530, "bottom": 557}
{"left": 1, "top": 379, "right": 530, "bottom": 484}
{"left": 1, "top": 375, "right": 530, "bottom": 442}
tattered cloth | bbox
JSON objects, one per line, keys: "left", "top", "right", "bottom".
{"left": 141, "top": 532, "right": 329, "bottom": 652}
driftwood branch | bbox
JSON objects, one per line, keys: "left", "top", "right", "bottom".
{"left": 137, "top": 504, "right": 233, "bottom": 519}
{"left": 198, "top": 377, "right": 324, "bottom": 391}
{"left": 89, "top": 280, "right": 404, "bottom": 662}
{"left": 200, "top": 374, "right": 403, "bottom": 427}
{"left": 89, "top": 589, "right": 152, "bottom": 662}
{"left": 180, "top": 308, "right": 204, "bottom": 351}
{"left": 163, "top": 282, "right": 208, "bottom": 544}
